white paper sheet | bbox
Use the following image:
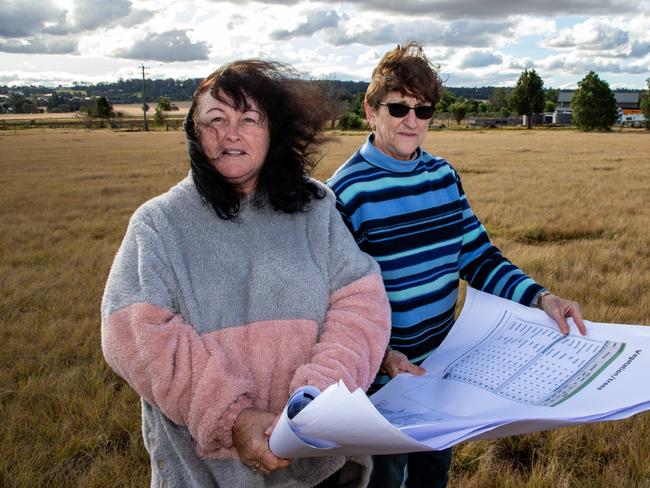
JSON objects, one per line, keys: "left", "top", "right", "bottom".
{"left": 269, "top": 288, "right": 650, "bottom": 458}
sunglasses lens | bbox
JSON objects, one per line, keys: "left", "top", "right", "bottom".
{"left": 386, "top": 103, "right": 410, "bottom": 118}
{"left": 414, "top": 106, "right": 435, "bottom": 119}
{"left": 385, "top": 103, "right": 434, "bottom": 119}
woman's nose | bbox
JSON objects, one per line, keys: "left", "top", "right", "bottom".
{"left": 224, "top": 122, "right": 240, "bottom": 140}
{"left": 402, "top": 109, "right": 418, "bottom": 127}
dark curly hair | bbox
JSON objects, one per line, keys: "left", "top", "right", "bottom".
{"left": 365, "top": 41, "right": 443, "bottom": 110}
{"left": 184, "top": 60, "right": 327, "bottom": 219}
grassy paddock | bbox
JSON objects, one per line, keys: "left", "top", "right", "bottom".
{"left": 1, "top": 128, "right": 649, "bottom": 487}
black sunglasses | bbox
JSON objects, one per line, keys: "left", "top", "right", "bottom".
{"left": 379, "top": 102, "right": 435, "bottom": 120}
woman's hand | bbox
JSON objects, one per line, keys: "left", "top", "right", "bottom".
{"left": 232, "top": 408, "right": 291, "bottom": 476}
{"left": 381, "top": 348, "right": 426, "bottom": 378}
{"left": 541, "top": 293, "right": 587, "bottom": 336}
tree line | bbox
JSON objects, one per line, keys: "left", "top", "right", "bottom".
{"left": 2, "top": 74, "right": 649, "bottom": 131}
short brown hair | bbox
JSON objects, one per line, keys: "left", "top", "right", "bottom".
{"left": 365, "top": 41, "right": 443, "bottom": 109}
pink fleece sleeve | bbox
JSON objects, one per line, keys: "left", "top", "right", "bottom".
{"left": 101, "top": 303, "right": 256, "bottom": 454}
{"left": 289, "top": 273, "right": 391, "bottom": 393}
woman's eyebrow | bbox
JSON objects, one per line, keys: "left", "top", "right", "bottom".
{"left": 385, "top": 99, "right": 430, "bottom": 106}
{"left": 204, "top": 107, "right": 260, "bottom": 114}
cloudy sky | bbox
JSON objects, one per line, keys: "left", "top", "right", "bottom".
{"left": 1, "top": 0, "right": 649, "bottom": 89}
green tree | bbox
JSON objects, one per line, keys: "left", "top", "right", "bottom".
{"left": 571, "top": 71, "right": 618, "bottom": 131}
{"left": 95, "top": 96, "right": 113, "bottom": 119}
{"left": 353, "top": 92, "right": 365, "bottom": 118}
{"left": 153, "top": 107, "right": 165, "bottom": 126}
{"left": 489, "top": 87, "right": 510, "bottom": 112}
{"left": 157, "top": 96, "right": 173, "bottom": 111}
{"left": 510, "top": 69, "right": 545, "bottom": 129}
{"left": 46, "top": 93, "right": 64, "bottom": 111}
{"left": 449, "top": 102, "right": 467, "bottom": 126}
{"left": 7, "top": 93, "right": 41, "bottom": 113}
{"left": 545, "top": 88, "right": 559, "bottom": 105}
{"left": 337, "top": 92, "right": 369, "bottom": 130}
{"left": 544, "top": 100, "right": 556, "bottom": 112}
{"left": 153, "top": 97, "right": 172, "bottom": 126}
{"left": 436, "top": 92, "right": 459, "bottom": 113}
{"left": 465, "top": 99, "right": 480, "bottom": 115}
{"left": 641, "top": 78, "right": 650, "bottom": 130}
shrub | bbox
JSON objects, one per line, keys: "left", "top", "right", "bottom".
{"left": 337, "top": 111, "right": 366, "bottom": 130}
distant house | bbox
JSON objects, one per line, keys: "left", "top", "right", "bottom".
{"left": 556, "top": 91, "right": 573, "bottom": 111}
{"left": 557, "top": 91, "right": 642, "bottom": 113}
{"left": 615, "top": 92, "right": 643, "bottom": 113}
{"left": 554, "top": 90, "right": 644, "bottom": 125}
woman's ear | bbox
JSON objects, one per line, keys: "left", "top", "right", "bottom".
{"left": 364, "top": 99, "right": 376, "bottom": 126}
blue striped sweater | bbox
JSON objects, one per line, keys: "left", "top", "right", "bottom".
{"left": 327, "top": 135, "right": 545, "bottom": 389}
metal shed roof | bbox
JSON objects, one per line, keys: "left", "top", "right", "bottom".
{"left": 556, "top": 91, "right": 641, "bottom": 106}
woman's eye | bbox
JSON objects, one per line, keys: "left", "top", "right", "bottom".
{"left": 242, "top": 116, "right": 258, "bottom": 125}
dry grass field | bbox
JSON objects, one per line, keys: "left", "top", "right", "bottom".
{"left": 1, "top": 127, "right": 649, "bottom": 487}
{"left": 0, "top": 102, "right": 191, "bottom": 120}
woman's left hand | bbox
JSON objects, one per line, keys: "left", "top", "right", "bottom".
{"left": 541, "top": 293, "right": 587, "bottom": 336}
{"left": 232, "top": 408, "right": 292, "bottom": 476}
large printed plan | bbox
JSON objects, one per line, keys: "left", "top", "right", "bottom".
{"left": 269, "top": 288, "right": 650, "bottom": 458}
{"left": 440, "top": 312, "right": 624, "bottom": 406}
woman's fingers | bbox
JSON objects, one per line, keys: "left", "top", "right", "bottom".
{"left": 542, "top": 294, "right": 587, "bottom": 336}
{"left": 253, "top": 440, "right": 291, "bottom": 475}
{"left": 384, "top": 350, "right": 426, "bottom": 377}
{"left": 234, "top": 409, "right": 292, "bottom": 475}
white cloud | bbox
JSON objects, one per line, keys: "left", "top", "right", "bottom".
{"left": 628, "top": 41, "right": 650, "bottom": 57}
{"left": 1, "top": 0, "right": 648, "bottom": 88}
{"left": 0, "top": 0, "right": 155, "bottom": 39}
{"left": 0, "top": 35, "right": 77, "bottom": 54}
{"left": 626, "top": 59, "right": 650, "bottom": 74}
{"left": 44, "top": 0, "right": 154, "bottom": 34}
{"left": 503, "top": 56, "right": 535, "bottom": 70}
{"left": 357, "top": 48, "right": 380, "bottom": 65}
{"left": 538, "top": 53, "right": 625, "bottom": 74}
{"left": 513, "top": 16, "right": 557, "bottom": 38}
{"left": 327, "top": 18, "right": 517, "bottom": 47}
{"left": 271, "top": 9, "right": 344, "bottom": 40}
{"left": 0, "top": 0, "right": 66, "bottom": 37}
{"left": 113, "top": 30, "right": 210, "bottom": 62}
{"left": 206, "top": 0, "right": 644, "bottom": 17}
{"left": 226, "top": 14, "right": 246, "bottom": 31}
{"left": 458, "top": 50, "right": 503, "bottom": 68}
{"left": 543, "top": 19, "right": 629, "bottom": 50}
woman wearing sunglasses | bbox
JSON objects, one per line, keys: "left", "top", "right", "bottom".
{"left": 327, "top": 41, "right": 586, "bottom": 488}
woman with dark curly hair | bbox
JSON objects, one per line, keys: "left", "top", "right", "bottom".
{"left": 101, "top": 60, "right": 391, "bottom": 487}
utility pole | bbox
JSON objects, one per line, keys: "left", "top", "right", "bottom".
{"left": 139, "top": 64, "right": 149, "bottom": 131}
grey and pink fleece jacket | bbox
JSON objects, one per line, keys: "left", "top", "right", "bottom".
{"left": 101, "top": 175, "right": 391, "bottom": 487}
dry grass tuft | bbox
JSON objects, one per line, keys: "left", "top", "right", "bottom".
{"left": 510, "top": 224, "right": 611, "bottom": 244}
{"left": 1, "top": 128, "right": 649, "bottom": 487}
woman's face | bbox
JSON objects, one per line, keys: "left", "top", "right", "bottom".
{"left": 365, "top": 91, "right": 432, "bottom": 161}
{"left": 195, "top": 89, "right": 270, "bottom": 195}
